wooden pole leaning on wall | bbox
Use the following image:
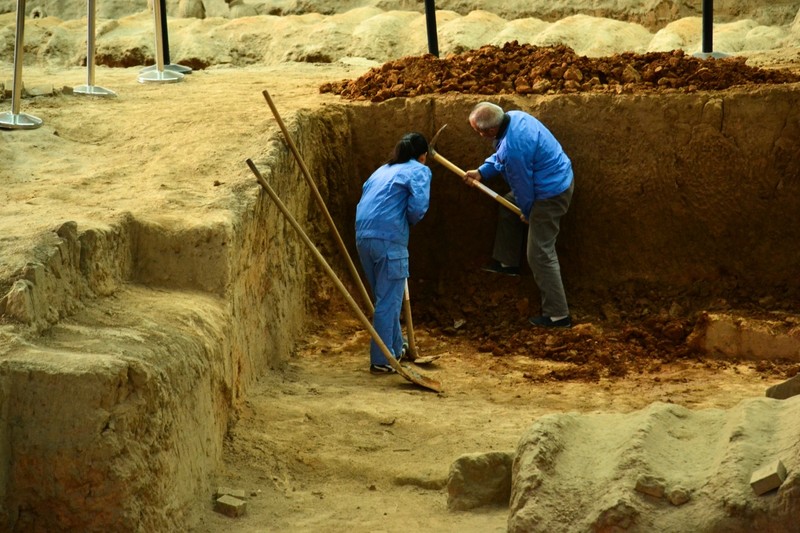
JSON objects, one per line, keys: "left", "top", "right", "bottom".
{"left": 261, "top": 88, "right": 374, "bottom": 316}
{"left": 246, "top": 159, "right": 442, "bottom": 393}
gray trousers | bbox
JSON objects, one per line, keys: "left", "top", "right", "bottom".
{"left": 492, "top": 180, "right": 574, "bottom": 317}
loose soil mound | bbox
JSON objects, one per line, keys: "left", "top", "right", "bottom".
{"left": 321, "top": 43, "right": 800, "bottom": 101}
{"left": 406, "top": 273, "right": 800, "bottom": 384}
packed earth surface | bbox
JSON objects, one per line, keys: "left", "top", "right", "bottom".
{"left": 2, "top": 1, "right": 800, "bottom": 532}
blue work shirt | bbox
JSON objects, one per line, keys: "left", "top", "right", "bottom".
{"left": 478, "top": 110, "right": 573, "bottom": 218}
{"left": 355, "top": 159, "right": 432, "bottom": 246}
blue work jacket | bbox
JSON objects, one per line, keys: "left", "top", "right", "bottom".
{"left": 478, "top": 111, "right": 573, "bottom": 218}
{"left": 355, "top": 159, "right": 432, "bottom": 246}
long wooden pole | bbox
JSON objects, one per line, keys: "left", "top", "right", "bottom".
{"left": 431, "top": 151, "right": 524, "bottom": 218}
{"left": 402, "top": 280, "right": 418, "bottom": 358}
{"left": 246, "top": 159, "right": 442, "bottom": 393}
{"left": 262, "top": 89, "right": 374, "bottom": 315}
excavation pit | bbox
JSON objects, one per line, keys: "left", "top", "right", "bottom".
{"left": 1, "top": 64, "right": 800, "bottom": 531}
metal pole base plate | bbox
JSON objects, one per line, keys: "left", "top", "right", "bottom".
{"left": 693, "top": 51, "right": 730, "bottom": 60}
{"left": 74, "top": 84, "right": 117, "bottom": 97}
{"left": 0, "top": 111, "right": 43, "bottom": 130}
{"left": 140, "top": 63, "right": 193, "bottom": 75}
{"left": 137, "top": 69, "right": 184, "bottom": 84}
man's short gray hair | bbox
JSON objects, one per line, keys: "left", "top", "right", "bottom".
{"left": 469, "top": 102, "right": 505, "bottom": 131}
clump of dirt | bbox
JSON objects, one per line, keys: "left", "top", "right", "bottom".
{"left": 320, "top": 43, "right": 800, "bottom": 102}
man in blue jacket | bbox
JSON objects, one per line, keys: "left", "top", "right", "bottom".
{"left": 356, "top": 132, "right": 432, "bottom": 374}
{"left": 464, "top": 102, "right": 574, "bottom": 328}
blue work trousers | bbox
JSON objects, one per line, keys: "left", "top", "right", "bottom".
{"left": 356, "top": 237, "right": 408, "bottom": 365}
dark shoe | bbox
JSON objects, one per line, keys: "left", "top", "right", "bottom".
{"left": 481, "top": 260, "right": 520, "bottom": 276}
{"left": 529, "top": 315, "right": 572, "bottom": 328}
{"left": 370, "top": 364, "right": 396, "bottom": 375}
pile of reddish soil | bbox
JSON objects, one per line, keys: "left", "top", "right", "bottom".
{"left": 320, "top": 43, "right": 800, "bottom": 101}
{"left": 405, "top": 273, "right": 800, "bottom": 383}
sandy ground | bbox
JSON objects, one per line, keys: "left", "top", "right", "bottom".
{"left": 2, "top": 2, "right": 800, "bottom": 532}
{"left": 188, "top": 309, "right": 779, "bottom": 532}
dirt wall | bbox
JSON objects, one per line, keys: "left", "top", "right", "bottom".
{"left": 0, "top": 132, "right": 332, "bottom": 530}
{"left": 340, "top": 86, "right": 800, "bottom": 301}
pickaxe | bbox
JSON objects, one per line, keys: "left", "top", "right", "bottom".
{"left": 428, "top": 124, "right": 524, "bottom": 219}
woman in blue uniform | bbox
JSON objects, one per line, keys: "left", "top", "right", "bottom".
{"left": 356, "top": 132, "right": 432, "bottom": 374}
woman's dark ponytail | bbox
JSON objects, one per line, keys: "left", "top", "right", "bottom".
{"left": 387, "top": 132, "right": 428, "bottom": 165}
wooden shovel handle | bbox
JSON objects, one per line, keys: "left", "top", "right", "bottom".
{"left": 431, "top": 152, "right": 524, "bottom": 219}
{"left": 402, "top": 281, "right": 418, "bottom": 359}
{"left": 262, "top": 89, "right": 374, "bottom": 315}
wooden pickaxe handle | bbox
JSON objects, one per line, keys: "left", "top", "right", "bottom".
{"left": 431, "top": 151, "right": 524, "bottom": 219}
{"left": 402, "top": 280, "right": 418, "bottom": 359}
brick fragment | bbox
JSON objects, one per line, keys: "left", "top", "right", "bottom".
{"left": 27, "top": 84, "right": 54, "bottom": 97}
{"left": 214, "top": 494, "right": 247, "bottom": 517}
{"left": 750, "top": 459, "right": 787, "bottom": 496}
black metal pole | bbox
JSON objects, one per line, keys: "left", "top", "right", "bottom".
{"left": 159, "top": 0, "right": 171, "bottom": 64}
{"left": 424, "top": 0, "right": 439, "bottom": 57}
{"left": 702, "top": 0, "right": 713, "bottom": 54}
